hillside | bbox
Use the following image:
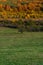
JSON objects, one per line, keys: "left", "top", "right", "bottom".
{"left": 0, "top": 0, "right": 43, "bottom": 20}
{"left": 0, "top": 0, "right": 43, "bottom": 31}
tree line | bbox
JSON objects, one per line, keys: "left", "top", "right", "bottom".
{"left": 0, "top": 0, "right": 43, "bottom": 32}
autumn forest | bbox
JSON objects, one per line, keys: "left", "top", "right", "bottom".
{"left": 0, "top": 0, "right": 43, "bottom": 31}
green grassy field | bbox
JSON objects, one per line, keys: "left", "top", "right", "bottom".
{"left": 0, "top": 27, "right": 43, "bottom": 65}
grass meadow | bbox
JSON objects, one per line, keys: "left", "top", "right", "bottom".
{"left": 0, "top": 27, "right": 43, "bottom": 65}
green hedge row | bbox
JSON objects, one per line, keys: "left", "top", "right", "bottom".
{"left": 0, "top": 19, "right": 43, "bottom": 32}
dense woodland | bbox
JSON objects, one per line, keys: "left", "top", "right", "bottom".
{"left": 0, "top": 0, "right": 43, "bottom": 31}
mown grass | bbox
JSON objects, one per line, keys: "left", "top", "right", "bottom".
{"left": 0, "top": 27, "right": 43, "bottom": 65}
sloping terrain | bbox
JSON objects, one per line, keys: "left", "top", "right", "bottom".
{"left": 0, "top": 27, "right": 43, "bottom": 65}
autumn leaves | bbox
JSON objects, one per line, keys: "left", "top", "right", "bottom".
{"left": 0, "top": 0, "right": 43, "bottom": 22}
